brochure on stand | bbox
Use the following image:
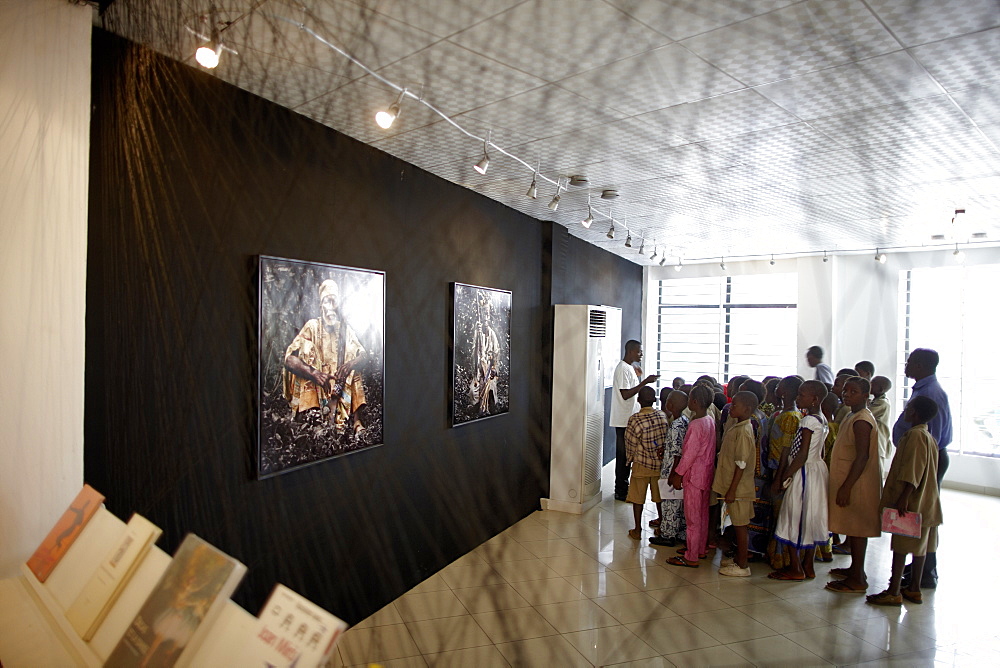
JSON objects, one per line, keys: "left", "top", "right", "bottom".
{"left": 26, "top": 484, "right": 105, "bottom": 582}
{"left": 241, "top": 583, "right": 347, "bottom": 667}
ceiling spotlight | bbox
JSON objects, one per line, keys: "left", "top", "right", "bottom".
{"left": 875, "top": 249, "right": 887, "bottom": 264}
{"left": 720, "top": 258, "right": 727, "bottom": 271}
{"left": 606, "top": 223, "right": 615, "bottom": 239}
{"left": 473, "top": 134, "right": 491, "bottom": 175}
{"left": 674, "top": 261, "right": 682, "bottom": 272}
{"left": 374, "top": 90, "right": 406, "bottom": 129}
{"left": 953, "top": 244, "right": 965, "bottom": 263}
{"left": 650, "top": 246, "right": 658, "bottom": 261}
{"left": 823, "top": 251, "right": 829, "bottom": 263}
{"left": 769, "top": 254, "right": 776, "bottom": 266}
{"left": 638, "top": 237, "right": 645, "bottom": 254}
{"left": 659, "top": 256, "right": 666, "bottom": 266}
{"left": 582, "top": 209, "right": 593, "bottom": 228}
{"left": 624, "top": 232, "right": 632, "bottom": 248}
{"left": 548, "top": 193, "right": 561, "bottom": 211}
{"left": 195, "top": 7, "right": 223, "bottom": 69}
{"left": 526, "top": 177, "right": 537, "bottom": 199}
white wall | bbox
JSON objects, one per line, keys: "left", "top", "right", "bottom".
{"left": 647, "top": 246, "right": 1000, "bottom": 492}
{"left": 0, "top": 0, "right": 91, "bottom": 576}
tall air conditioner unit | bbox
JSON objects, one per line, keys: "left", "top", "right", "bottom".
{"left": 543, "top": 304, "right": 621, "bottom": 513}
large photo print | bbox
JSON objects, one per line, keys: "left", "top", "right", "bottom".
{"left": 452, "top": 283, "right": 511, "bottom": 426}
{"left": 258, "top": 256, "right": 384, "bottom": 477}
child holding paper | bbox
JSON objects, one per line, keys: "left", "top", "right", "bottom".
{"left": 866, "top": 396, "right": 942, "bottom": 606}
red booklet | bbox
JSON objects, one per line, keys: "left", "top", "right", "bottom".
{"left": 881, "top": 507, "right": 922, "bottom": 538}
{"left": 26, "top": 484, "right": 105, "bottom": 582}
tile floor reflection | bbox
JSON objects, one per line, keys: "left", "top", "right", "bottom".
{"left": 331, "top": 464, "right": 999, "bottom": 666}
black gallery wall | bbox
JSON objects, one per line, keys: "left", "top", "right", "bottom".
{"left": 85, "top": 29, "right": 641, "bottom": 623}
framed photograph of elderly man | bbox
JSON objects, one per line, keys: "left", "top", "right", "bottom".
{"left": 257, "top": 256, "right": 385, "bottom": 478}
{"left": 451, "top": 283, "right": 511, "bottom": 426}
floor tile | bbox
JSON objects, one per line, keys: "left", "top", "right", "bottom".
{"left": 617, "top": 565, "right": 689, "bottom": 591}
{"left": 420, "top": 644, "right": 510, "bottom": 668}
{"left": 508, "top": 576, "right": 587, "bottom": 606}
{"left": 439, "top": 562, "right": 506, "bottom": 589}
{"left": 604, "top": 658, "right": 676, "bottom": 668}
{"left": 519, "top": 537, "right": 585, "bottom": 558}
{"left": 563, "top": 569, "right": 642, "bottom": 597}
{"left": 344, "top": 657, "right": 427, "bottom": 668}
{"left": 626, "top": 617, "right": 720, "bottom": 654}
{"left": 736, "top": 599, "right": 829, "bottom": 634}
{"left": 502, "top": 523, "right": 559, "bottom": 543}
{"left": 686, "top": 606, "right": 779, "bottom": 643}
{"left": 407, "top": 573, "right": 450, "bottom": 595}
{"left": 472, "top": 607, "right": 559, "bottom": 644}
{"left": 336, "top": 623, "right": 422, "bottom": 665}
{"left": 598, "top": 546, "right": 665, "bottom": 571}
{"left": 405, "top": 615, "right": 492, "bottom": 655}
{"left": 784, "top": 625, "right": 890, "bottom": 665}
{"left": 837, "top": 616, "right": 940, "bottom": 655}
{"left": 450, "top": 583, "right": 531, "bottom": 614}
{"left": 563, "top": 624, "right": 661, "bottom": 665}
{"left": 648, "top": 584, "right": 729, "bottom": 614}
{"left": 448, "top": 551, "right": 487, "bottom": 568}
{"left": 727, "top": 634, "right": 832, "bottom": 666}
{"left": 495, "top": 634, "right": 592, "bottom": 667}
{"left": 663, "top": 644, "right": 754, "bottom": 668}
{"left": 534, "top": 597, "right": 620, "bottom": 633}
{"left": 352, "top": 602, "right": 404, "bottom": 629}
{"left": 544, "top": 521, "right": 596, "bottom": 539}
{"left": 475, "top": 539, "right": 538, "bottom": 564}
{"left": 395, "top": 589, "right": 470, "bottom": 622}
{"left": 593, "top": 591, "right": 676, "bottom": 625}
{"left": 695, "top": 579, "right": 780, "bottom": 606}
{"left": 491, "top": 556, "right": 560, "bottom": 582}
{"left": 544, "top": 551, "right": 606, "bottom": 576}
{"left": 564, "top": 532, "right": 618, "bottom": 554}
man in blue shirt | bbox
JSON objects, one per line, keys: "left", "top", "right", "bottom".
{"left": 892, "top": 348, "right": 952, "bottom": 589}
{"left": 805, "top": 345, "right": 834, "bottom": 386}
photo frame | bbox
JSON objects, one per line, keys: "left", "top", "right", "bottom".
{"left": 451, "top": 282, "right": 511, "bottom": 426}
{"left": 257, "top": 256, "right": 385, "bottom": 478}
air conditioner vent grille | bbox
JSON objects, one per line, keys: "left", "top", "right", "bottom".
{"left": 588, "top": 309, "right": 607, "bottom": 338}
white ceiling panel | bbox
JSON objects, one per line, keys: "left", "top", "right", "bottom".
{"left": 556, "top": 43, "right": 744, "bottom": 116}
{"left": 866, "top": 0, "right": 1000, "bottom": 47}
{"left": 681, "top": 0, "right": 900, "bottom": 86}
{"left": 448, "top": 0, "right": 671, "bottom": 83}
{"left": 99, "top": 0, "right": 1000, "bottom": 265}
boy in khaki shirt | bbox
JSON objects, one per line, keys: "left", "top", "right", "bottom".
{"left": 713, "top": 391, "right": 759, "bottom": 577}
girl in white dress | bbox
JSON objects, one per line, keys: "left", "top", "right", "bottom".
{"left": 770, "top": 380, "right": 830, "bottom": 580}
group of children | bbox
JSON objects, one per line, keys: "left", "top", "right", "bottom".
{"left": 622, "top": 362, "right": 943, "bottom": 605}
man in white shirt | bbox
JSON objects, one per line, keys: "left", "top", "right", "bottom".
{"left": 611, "top": 340, "right": 659, "bottom": 500}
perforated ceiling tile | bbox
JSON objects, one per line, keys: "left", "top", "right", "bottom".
{"left": 866, "top": 0, "right": 1000, "bottom": 47}
{"left": 449, "top": 0, "right": 670, "bottom": 83}
{"left": 911, "top": 27, "right": 1000, "bottom": 92}
{"left": 461, "top": 85, "right": 627, "bottom": 140}
{"left": 215, "top": 49, "right": 350, "bottom": 111}
{"left": 508, "top": 117, "right": 688, "bottom": 171}
{"left": 682, "top": 0, "right": 899, "bottom": 86}
{"left": 636, "top": 89, "right": 799, "bottom": 143}
{"left": 606, "top": 0, "right": 797, "bottom": 41}
{"left": 556, "top": 43, "right": 744, "bottom": 117}
{"left": 699, "top": 123, "right": 843, "bottom": 166}
{"left": 373, "top": 40, "right": 546, "bottom": 118}
{"left": 951, "top": 84, "right": 1000, "bottom": 127}
{"left": 352, "top": 0, "right": 525, "bottom": 39}
{"left": 809, "top": 95, "right": 976, "bottom": 148}
{"left": 756, "top": 50, "right": 941, "bottom": 120}
{"left": 850, "top": 128, "right": 1000, "bottom": 178}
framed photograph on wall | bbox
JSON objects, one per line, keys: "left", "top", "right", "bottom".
{"left": 257, "top": 256, "right": 385, "bottom": 478}
{"left": 452, "top": 282, "right": 511, "bottom": 426}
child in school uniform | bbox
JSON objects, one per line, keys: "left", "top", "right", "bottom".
{"left": 771, "top": 381, "right": 829, "bottom": 580}
{"left": 713, "top": 391, "right": 759, "bottom": 577}
{"left": 666, "top": 385, "right": 717, "bottom": 568}
{"left": 650, "top": 390, "right": 689, "bottom": 547}
{"left": 867, "top": 396, "right": 943, "bottom": 606}
{"left": 869, "top": 376, "right": 894, "bottom": 476}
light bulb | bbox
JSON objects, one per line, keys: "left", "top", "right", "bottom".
{"left": 473, "top": 153, "right": 490, "bottom": 175}
{"left": 375, "top": 103, "right": 400, "bottom": 129}
{"left": 581, "top": 212, "right": 593, "bottom": 228}
{"left": 195, "top": 44, "right": 221, "bottom": 68}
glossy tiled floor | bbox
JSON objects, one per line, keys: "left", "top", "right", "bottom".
{"left": 330, "top": 464, "right": 999, "bottom": 667}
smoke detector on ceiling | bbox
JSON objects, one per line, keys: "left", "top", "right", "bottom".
{"left": 601, "top": 189, "right": 619, "bottom": 199}
{"left": 568, "top": 175, "right": 588, "bottom": 186}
